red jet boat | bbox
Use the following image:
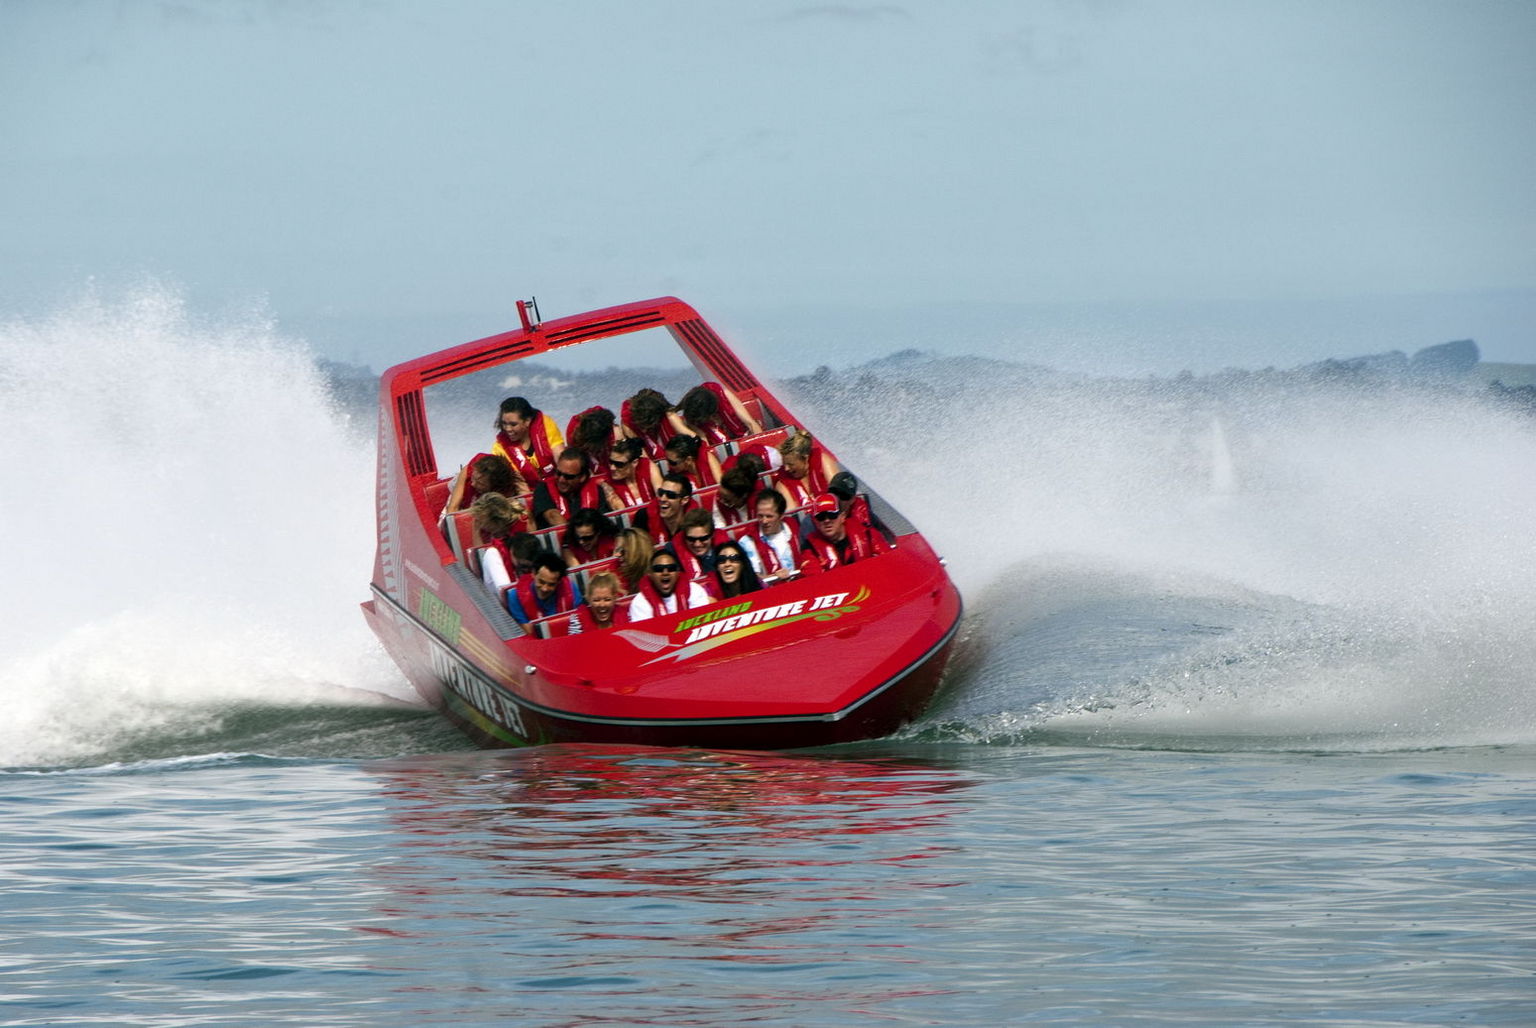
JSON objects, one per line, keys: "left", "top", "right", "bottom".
{"left": 361, "top": 297, "right": 962, "bottom": 748}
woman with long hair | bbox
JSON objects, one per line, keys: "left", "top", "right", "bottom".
{"left": 711, "top": 539, "right": 763, "bottom": 599}
{"left": 614, "top": 526, "right": 654, "bottom": 592}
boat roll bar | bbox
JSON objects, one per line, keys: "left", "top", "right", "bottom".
{"left": 516, "top": 297, "right": 542, "bottom": 333}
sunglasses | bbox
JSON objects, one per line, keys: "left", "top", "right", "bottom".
{"left": 814, "top": 511, "right": 841, "bottom": 522}
{"left": 574, "top": 533, "right": 597, "bottom": 545}
{"left": 651, "top": 563, "right": 680, "bottom": 573}
{"left": 657, "top": 488, "right": 685, "bottom": 500}
{"left": 556, "top": 470, "right": 585, "bottom": 480}
{"left": 717, "top": 554, "right": 744, "bottom": 564}
{"left": 609, "top": 456, "right": 633, "bottom": 468}
{"left": 685, "top": 533, "right": 711, "bottom": 543}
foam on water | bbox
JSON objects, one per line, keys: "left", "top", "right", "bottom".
{"left": 0, "top": 286, "right": 414, "bottom": 766}
{"left": 826, "top": 361, "right": 1536, "bottom": 750}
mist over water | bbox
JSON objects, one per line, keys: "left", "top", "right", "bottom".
{"left": 3, "top": 288, "right": 1533, "bottom": 766}
{"left": 0, "top": 287, "right": 411, "bottom": 767}
{"left": 786, "top": 353, "right": 1536, "bottom": 750}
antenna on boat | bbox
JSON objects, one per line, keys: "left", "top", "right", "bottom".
{"left": 516, "top": 297, "right": 542, "bottom": 333}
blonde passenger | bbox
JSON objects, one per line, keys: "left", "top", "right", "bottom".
{"left": 570, "top": 571, "right": 625, "bottom": 633}
{"left": 614, "top": 526, "right": 654, "bottom": 593}
{"left": 774, "top": 429, "right": 839, "bottom": 509}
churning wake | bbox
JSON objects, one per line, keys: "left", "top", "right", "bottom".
{"left": 2, "top": 288, "right": 1533, "bottom": 764}
{"left": 782, "top": 348, "right": 1536, "bottom": 751}
{"left": 0, "top": 287, "right": 419, "bottom": 767}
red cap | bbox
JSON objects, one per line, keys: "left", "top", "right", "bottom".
{"left": 811, "top": 492, "right": 839, "bottom": 515}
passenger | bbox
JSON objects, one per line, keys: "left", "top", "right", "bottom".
{"left": 627, "top": 546, "right": 711, "bottom": 622}
{"left": 568, "top": 570, "right": 626, "bottom": 633}
{"left": 774, "top": 429, "right": 840, "bottom": 510}
{"left": 613, "top": 526, "right": 655, "bottom": 592}
{"left": 711, "top": 540, "right": 763, "bottom": 599}
{"left": 655, "top": 432, "right": 721, "bottom": 491}
{"left": 562, "top": 507, "right": 618, "bottom": 567}
{"left": 531, "top": 447, "right": 591, "bottom": 528}
{"left": 492, "top": 396, "right": 565, "bottom": 482}
{"left": 582, "top": 437, "right": 654, "bottom": 512}
{"left": 506, "top": 552, "right": 583, "bottom": 629}
{"left": 445, "top": 453, "right": 527, "bottom": 514}
{"left": 479, "top": 530, "right": 546, "bottom": 591}
{"left": 711, "top": 465, "right": 758, "bottom": 529}
{"left": 740, "top": 488, "right": 803, "bottom": 584}
{"left": 675, "top": 382, "right": 763, "bottom": 448}
{"left": 470, "top": 491, "right": 531, "bottom": 550}
{"left": 674, "top": 508, "right": 721, "bottom": 585}
{"left": 620, "top": 388, "right": 677, "bottom": 458}
{"left": 565, "top": 406, "right": 624, "bottom": 473}
{"left": 801, "top": 491, "right": 890, "bottom": 571}
{"left": 468, "top": 492, "right": 529, "bottom": 592}
{"left": 827, "top": 470, "right": 872, "bottom": 529}
{"left": 723, "top": 439, "right": 782, "bottom": 477}
{"left": 639, "top": 471, "right": 692, "bottom": 544}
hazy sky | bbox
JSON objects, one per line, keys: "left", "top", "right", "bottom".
{"left": 3, "top": 0, "right": 1533, "bottom": 366}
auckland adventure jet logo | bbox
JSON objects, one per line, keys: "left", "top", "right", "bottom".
{"left": 639, "top": 587, "right": 869, "bottom": 666}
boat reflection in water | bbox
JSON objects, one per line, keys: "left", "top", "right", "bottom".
{"left": 359, "top": 745, "right": 979, "bottom": 1015}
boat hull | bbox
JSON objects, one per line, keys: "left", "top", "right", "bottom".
{"left": 365, "top": 590, "right": 958, "bottom": 749}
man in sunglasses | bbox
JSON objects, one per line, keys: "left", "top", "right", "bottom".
{"left": 582, "top": 437, "right": 653, "bottom": 512}
{"left": 800, "top": 491, "right": 890, "bottom": 572}
{"left": 627, "top": 546, "right": 711, "bottom": 622}
{"left": 639, "top": 471, "right": 693, "bottom": 544}
{"left": 674, "top": 508, "right": 721, "bottom": 586}
{"left": 531, "top": 447, "right": 591, "bottom": 528}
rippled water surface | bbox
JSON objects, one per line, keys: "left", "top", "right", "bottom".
{"left": 6, "top": 741, "right": 1533, "bottom": 1026}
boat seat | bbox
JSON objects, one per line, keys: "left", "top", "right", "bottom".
{"left": 422, "top": 477, "right": 451, "bottom": 515}
{"left": 529, "top": 595, "right": 638, "bottom": 639}
{"left": 609, "top": 503, "right": 644, "bottom": 529}
{"left": 474, "top": 545, "right": 512, "bottom": 594}
{"left": 530, "top": 524, "right": 565, "bottom": 555}
{"left": 441, "top": 511, "right": 480, "bottom": 572}
{"left": 569, "top": 556, "right": 619, "bottom": 594}
{"left": 723, "top": 520, "right": 756, "bottom": 542}
{"left": 739, "top": 395, "right": 765, "bottom": 431}
{"left": 721, "top": 427, "right": 790, "bottom": 474}
{"left": 527, "top": 613, "right": 565, "bottom": 640}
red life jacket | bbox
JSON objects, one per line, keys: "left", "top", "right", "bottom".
{"left": 581, "top": 463, "right": 655, "bottom": 512}
{"left": 630, "top": 575, "right": 710, "bottom": 621}
{"left": 620, "top": 398, "right": 676, "bottom": 459}
{"left": 536, "top": 473, "right": 583, "bottom": 525}
{"left": 673, "top": 527, "right": 724, "bottom": 587}
{"left": 712, "top": 494, "right": 751, "bottom": 528}
{"left": 507, "top": 576, "right": 578, "bottom": 622}
{"left": 801, "top": 523, "right": 889, "bottom": 571}
{"left": 564, "top": 535, "right": 616, "bottom": 566}
{"left": 743, "top": 521, "right": 806, "bottom": 579}
{"left": 638, "top": 496, "right": 692, "bottom": 545}
{"left": 773, "top": 450, "right": 831, "bottom": 509}
{"left": 569, "top": 601, "right": 627, "bottom": 633}
{"left": 493, "top": 412, "right": 563, "bottom": 481}
{"left": 672, "top": 457, "right": 718, "bottom": 491}
{"left": 680, "top": 382, "right": 748, "bottom": 448}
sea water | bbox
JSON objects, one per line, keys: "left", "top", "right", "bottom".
{"left": 2, "top": 289, "right": 1533, "bottom": 1026}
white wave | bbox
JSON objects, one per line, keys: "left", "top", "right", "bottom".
{"left": 0, "top": 285, "right": 417, "bottom": 767}
{"left": 824, "top": 364, "right": 1536, "bottom": 749}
